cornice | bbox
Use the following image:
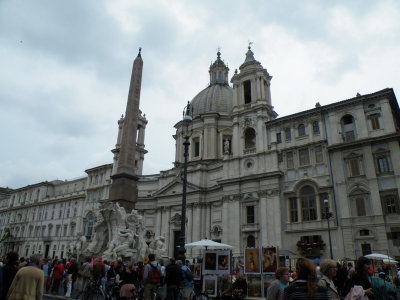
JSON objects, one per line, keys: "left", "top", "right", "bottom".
{"left": 266, "top": 88, "right": 396, "bottom": 128}
{"left": 217, "top": 171, "right": 282, "bottom": 185}
{"left": 327, "top": 132, "right": 400, "bottom": 151}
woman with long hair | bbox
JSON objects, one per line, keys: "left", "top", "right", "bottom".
{"left": 344, "top": 256, "right": 374, "bottom": 299}
{"left": 283, "top": 258, "right": 331, "bottom": 300}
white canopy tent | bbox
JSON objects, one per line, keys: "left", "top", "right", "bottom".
{"left": 365, "top": 253, "right": 397, "bottom": 265}
{"left": 185, "top": 239, "right": 233, "bottom": 250}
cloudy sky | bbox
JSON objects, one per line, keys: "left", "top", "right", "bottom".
{"left": 1, "top": 0, "right": 399, "bottom": 189}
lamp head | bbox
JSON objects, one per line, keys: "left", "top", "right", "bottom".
{"left": 183, "top": 101, "right": 193, "bottom": 122}
{"left": 182, "top": 101, "right": 193, "bottom": 137}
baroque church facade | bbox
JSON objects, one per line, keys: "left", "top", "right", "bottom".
{"left": 1, "top": 48, "right": 400, "bottom": 261}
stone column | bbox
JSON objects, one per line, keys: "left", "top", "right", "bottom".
{"left": 192, "top": 204, "right": 202, "bottom": 257}
{"left": 187, "top": 204, "right": 193, "bottom": 257}
{"left": 155, "top": 208, "right": 162, "bottom": 237}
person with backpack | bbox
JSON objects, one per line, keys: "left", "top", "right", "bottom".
{"left": 177, "top": 260, "right": 194, "bottom": 300}
{"left": 143, "top": 253, "right": 162, "bottom": 300}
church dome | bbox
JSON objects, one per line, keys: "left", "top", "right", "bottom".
{"left": 191, "top": 84, "right": 233, "bottom": 117}
{"left": 190, "top": 51, "right": 233, "bottom": 118}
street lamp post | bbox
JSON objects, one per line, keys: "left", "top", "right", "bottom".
{"left": 323, "top": 199, "right": 333, "bottom": 259}
{"left": 177, "top": 102, "right": 192, "bottom": 262}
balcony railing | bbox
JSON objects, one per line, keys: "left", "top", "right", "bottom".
{"left": 243, "top": 147, "right": 256, "bottom": 155}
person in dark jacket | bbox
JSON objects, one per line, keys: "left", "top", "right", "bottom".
{"left": 164, "top": 258, "right": 183, "bottom": 300}
{"left": 344, "top": 256, "right": 375, "bottom": 299}
{"left": 232, "top": 273, "right": 248, "bottom": 298}
{"left": 0, "top": 251, "right": 19, "bottom": 300}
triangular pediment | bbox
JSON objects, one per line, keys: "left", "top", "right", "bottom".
{"left": 153, "top": 177, "right": 200, "bottom": 197}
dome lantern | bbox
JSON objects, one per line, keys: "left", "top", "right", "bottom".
{"left": 209, "top": 50, "right": 229, "bottom": 86}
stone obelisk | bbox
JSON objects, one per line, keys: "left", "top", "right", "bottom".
{"left": 109, "top": 48, "right": 143, "bottom": 211}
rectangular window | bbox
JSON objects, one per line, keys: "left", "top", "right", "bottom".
{"left": 382, "top": 194, "right": 399, "bottom": 214}
{"left": 315, "top": 146, "right": 323, "bottom": 163}
{"left": 301, "top": 196, "right": 317, "bottom": 221}
{"left": 356, "top": 197, "right": 366, "bottom": 216}
{"left": 388, "top": 228, "right": 400, "bottom": 246}
{"left": 246, "top": 206, "right": 255, "bottom": 224}
{"left": 289, "top": 197, "right": 298, "bottom": 222}
{"left": 284, "top": 128, "right": 291, "bottom": 141}
{"left": 55, "top": 225, "right": 60, "bottom": 237}
{"left": 298, "top": 124, "right": 306, "bottom": 136}
{"left": 243, "top": 80, "right": 252, "bottom": 104}
{"left": 361, "top": 243, "right": 372, "bottom": 256}
{"left": 63, "top": 225, "right": 68, "bottom": 236}
{"left": 286, "top": 151, "right": 294, "bottom": 169}
{"left": 276, "top": 132, "right": 281, "bottom": 144}
{"left": 299, "top": 148, "right": 310, "bottom": 166}
{"left": 349, "top": 158, "right": 361, "bottom": 176}
{"left": 193, "top": 138, "right": 200, "bottom": 157}
{"left": 377, "top": 156, "right": 391, "bottom": 173}
{"left": 70, "top": 225, "right": 75, "bottom": 236}
{"left": 313, "top": 121, "right": 320, "bottom": 134}
{"left": 370, "top": 114, "right": 380, "bottom": 130}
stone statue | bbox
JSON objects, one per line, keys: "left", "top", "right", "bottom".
{"left": 69, "top": 233, "right": 87, "bottom": 259}
{"left": 103, "top": 226, "right": 135, "bottom": 260}
{"left": 148, "top": 236, "right": 167, "bottom": 258}
{"left": 85, "top": 211, "right": 108, "bottom": 255}
{"left": 83, "top": 202, "right": 151, "bottom": 262}
{"left": 224, "top": 139, "right": 230, "bottom": 154}
{"left": 126, "top": 211, "right": 148, "bottom": 260}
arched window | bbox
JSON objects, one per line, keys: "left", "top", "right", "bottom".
{"left": 247, "top": 235, "right": 256, "bottom": 247}
{"left": 84, "top": 213, "right": 95, "bottom": 240}
{"left": 244, "top": 128, "right": 256, "bottom": 149}
{"left": 300, "top": 186, "right": 317, "bottom": 221}
{"left": 341, "top": 114, "right": 356, "bottom": 142}
{"left": 298, "top": 124, "right": 306, "bottom": 136}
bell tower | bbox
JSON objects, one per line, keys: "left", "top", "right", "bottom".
{"left": 230, "top": 46, "right": 277, "bottom": 157}
{"left": 231, "top": 45, "right": 273, "bottom": 112}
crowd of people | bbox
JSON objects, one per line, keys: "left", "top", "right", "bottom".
{"left": 0, "top": 251, "right": 197, "bottom": 300}
{"left": 1, "top": 252, "right": 400, "bottom": 300}
{"left": 265, "top": 256, "right": 400, "bottom": 300}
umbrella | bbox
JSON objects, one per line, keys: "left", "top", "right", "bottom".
{"left": 312, "top": 258, "right": 321, "bottom": 264}
{"left": 185, "top": 239, "right": 233, "bottom": 250}
{"left": 365, "top": 253, "right": 396, "bottom": 263}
